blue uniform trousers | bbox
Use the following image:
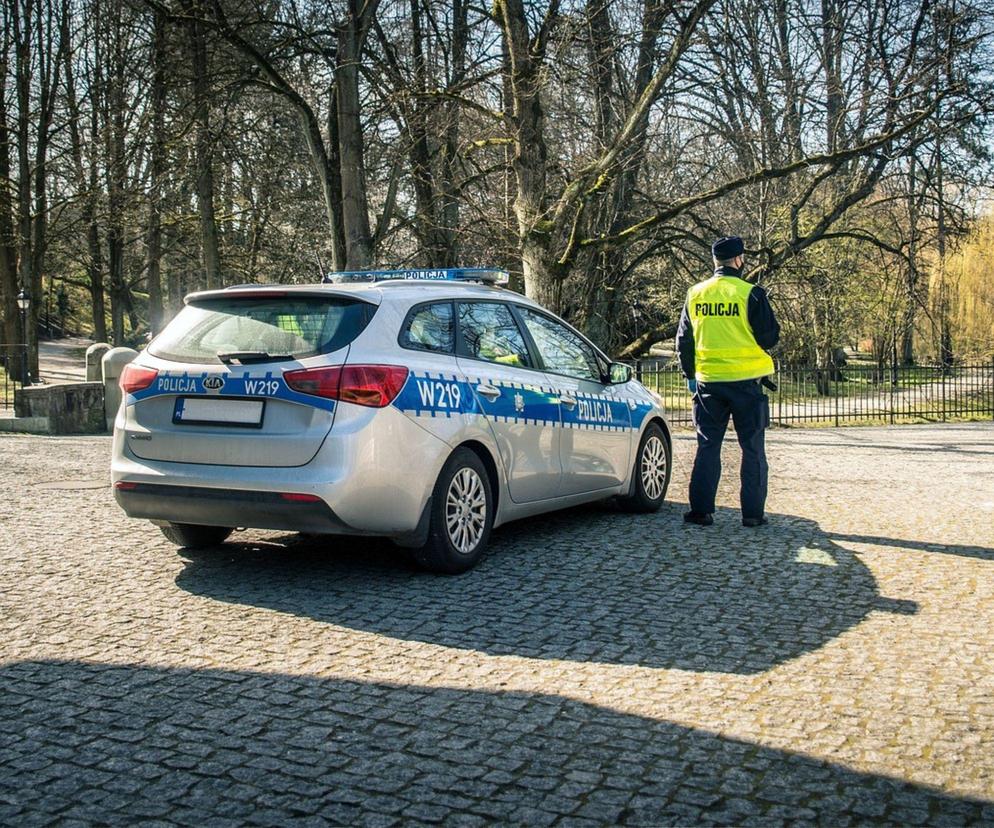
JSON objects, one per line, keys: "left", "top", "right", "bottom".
{"left": 689, "top": 379, "right": 770, "bottom": 520}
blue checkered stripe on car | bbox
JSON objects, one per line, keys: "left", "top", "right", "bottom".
{"left": 391, "top": 372, "right": 484, "bottom": 419}
{"left": 126, "top": 370, "right": 337, "bottom": 412}
{"left": 393, "top": 371, "right": 656, "bottom": 432}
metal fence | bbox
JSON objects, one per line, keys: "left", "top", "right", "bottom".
{"left": 0, "top": 344, "right": 29, "bottom": 410}
{"left": 633, "top": 358, "right": 994, "bottom": 428}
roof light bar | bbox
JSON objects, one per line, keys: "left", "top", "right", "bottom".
{"left": 322, "top": 267, "right": 509, "bottom": 286}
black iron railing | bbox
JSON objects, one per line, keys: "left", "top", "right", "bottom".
{"left": 0, "top": 343, "right": 29, "bottom": 410}
{"left": 631, "top": 358, "right": 994, "bottom": 428}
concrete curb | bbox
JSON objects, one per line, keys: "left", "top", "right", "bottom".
{"left": 0, "top": 416, "right": 50, "bottom": 434}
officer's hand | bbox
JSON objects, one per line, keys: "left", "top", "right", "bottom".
{"left": 687, "top": 379, "right": 697, "bottom": 394}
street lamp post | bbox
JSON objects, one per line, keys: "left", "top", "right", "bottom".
{"left": 16, "top": 289, "right": 30, "bottom": 387}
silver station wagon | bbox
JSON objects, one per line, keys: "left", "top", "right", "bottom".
{"left": 111, "top": 268, "right": 672, "bottom": 573}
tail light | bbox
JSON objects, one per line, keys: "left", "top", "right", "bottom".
{"left": 284, "top": 365, "right": 409, "bottom": 408}
{"left": 120, "top": 364, "right": 159, "bottom": 393}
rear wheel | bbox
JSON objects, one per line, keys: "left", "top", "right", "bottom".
{"left": 412, "top": 448, "right": 494, "bottom": 574}
{"left": 159, "top": 522, "right": 232, "bottom": 549}
{"left": 618, "top": 423, "right": 671, "bottom": 513}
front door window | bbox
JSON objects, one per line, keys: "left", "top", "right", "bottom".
{"left": 517, "top": 308, "right": 602, "bottom": 382}
{"left": 457, "top": 302, "right": 532, "bottom": 369}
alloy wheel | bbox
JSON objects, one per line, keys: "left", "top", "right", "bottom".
{"left": 640, "top": 435, "right": 667, "bottom": 500}
{"left": 445, "top": 467, "right": 487, "bottom": 554}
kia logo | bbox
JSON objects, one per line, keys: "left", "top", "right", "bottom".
{"left": 203, "top": 376, "right": 225, "bottom": 391}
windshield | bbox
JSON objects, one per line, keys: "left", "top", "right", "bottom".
{"left": 148, "top": 296, "right": 375, "bottom": 364}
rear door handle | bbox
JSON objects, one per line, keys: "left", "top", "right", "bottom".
{"left": 560, "top": 394, "right": 577, "bottom": 409}
{"left": 477, "top": 384, "right": 501, "bottom": 401}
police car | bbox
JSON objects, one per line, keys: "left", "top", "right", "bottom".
{"left": 111, "top": 268, "right": 672, "bottom": 573}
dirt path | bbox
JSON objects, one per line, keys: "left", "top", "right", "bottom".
{"left": 37, "top": 337, "right": 92, "bottom": 383}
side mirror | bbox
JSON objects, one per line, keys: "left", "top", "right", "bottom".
{"left": 608, "top": 363, "right": 632, "bottom": 384}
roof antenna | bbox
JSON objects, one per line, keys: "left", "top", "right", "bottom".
{"left": 315, "top": 253, "right": 330, "bottom": 284}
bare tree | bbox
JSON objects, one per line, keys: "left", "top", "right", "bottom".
{"left": 0, "top": 9, "right": 21, "bottom": 358}
{"left": 6, "top": 0, "right": 67, "bottom": 374}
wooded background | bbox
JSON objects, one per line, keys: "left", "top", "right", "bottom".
{"left": 2, "top": 0, "right": 993, "bottom": 378}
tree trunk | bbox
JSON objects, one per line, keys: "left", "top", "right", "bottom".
{"left": 166, "top": 266, "right": 182, "bottom": 318}
{"left": 30, "top": 116, "right": 49, "bottom": 371}
{"left": 169, "top": 144, "right": 192, "bottom": 314}
{"left": 336, "top": 1, "right": 376, "bottom": 269}
{"left": 773, "top": 0, "right": 803, "bottom": 162}
{"left": 821, "top": 0, "right": 843, "bottom": 154}
{"left": 498, "top": 0, "right": 552, "bottom": 302}
{"left": 105, "top": 0, "right": 127, "bottom": 344}
{"left": 439, "top": 0, "right": 468, "bottom": 265}
{"left": 64, "top": 1, "right": 107, "bottom": 342}
{"left": 405, "top": 0, "right": 446, "bottom": 266}
{"left": 0, "top": 27, "right": 19, "bottom": 357}
{"left": 188, "top": 0, "right": 221, "bottom": 289}
{"left": 933, "top": 66, "right": 952, "bottom": 370}
{"left": 13, "top": 0, "right": 31, "bottom": 367}
{"left": 901, "top": 155, "right": 920, "bottom": 365}
{"left": 12, "top": 0, "right": 42, "bottom": 376}
{"left": 145, "top": 9, "right": 167, "bottom": 334}
{"left": 288, "top": 87, "right": 346, "bottom": 271}
{"left": 107, "top": 226, "right": 125, "bottom": 345}
{"left": 581, "top": 0, "right": 665, "bottom": 346}
{"left": 324, "top": 88, "right": 347, "bottom": 269}
{"left": 521, "top": 236, "right": 558, "bottom": 309}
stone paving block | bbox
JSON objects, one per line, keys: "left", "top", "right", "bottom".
{"left": 401, "top": 801, "right": 451, "bottom": 822}
{"left": 356, "top": 813, "right": 400, "bottom": 828}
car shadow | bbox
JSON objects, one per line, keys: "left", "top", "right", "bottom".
{"left": 174, "top": 503, "right": 916, "bottom": 674}
{"left": 1, "top": 659, "right": 989, "bottom": 825}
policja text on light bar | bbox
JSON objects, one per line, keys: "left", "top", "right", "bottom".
{"left": 322, "top": 267, "right": 509, "bottom": 286}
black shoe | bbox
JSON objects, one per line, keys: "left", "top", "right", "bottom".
{"left": 683, "top": 511, "right": 714, "bottom": 526}
{"left": 742, "top": 517, "right": 768, "bottom": 527}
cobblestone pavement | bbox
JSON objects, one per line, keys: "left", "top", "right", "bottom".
{"left": 1, "top": 423, "right": 993, "bottom": 826}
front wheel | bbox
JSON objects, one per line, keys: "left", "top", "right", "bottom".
{"left": 412, "top": 448, "right": 494, "bottom": 574}
{"left": 617, "top": 423, "right": 671, "bottom": 513}
{"left": 159, "top": 522, "right": 232, "bottom": 549}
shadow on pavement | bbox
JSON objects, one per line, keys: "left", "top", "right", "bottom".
{"left": 787, "top": 442, "right": 994, "bottom": 458}
{"left": 828, "top": 532, "right": 994, "bottom": 562}
{"left": 1, "top": 659, "right": 988, "bottom": 825}
{"left": 766, "top": 429, "right": 994, "bottom": 458}
{"left": 175, "top": 504, "right": 916, "bottom": 674}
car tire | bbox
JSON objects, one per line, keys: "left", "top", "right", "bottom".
{"left": 617, "top": 423, "right": 671, "bottom": 513}
{"left": 159, "top": 522, "right": 233, "bottom": 549}
{"left": 412, "top": 448, "right": 494, "bottom": 574}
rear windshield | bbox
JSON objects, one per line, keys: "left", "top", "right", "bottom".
{"left": 148, "top": 296, "right": 375, "bottom": 364}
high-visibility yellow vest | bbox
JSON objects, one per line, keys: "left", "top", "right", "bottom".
{"left": 686, "top": 274, "right": 774, "bottom": 382}
{"left": 277, "top": 315, "right": 304, "bottom": 337}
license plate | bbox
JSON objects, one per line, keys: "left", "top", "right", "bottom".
{"left": 173, "top": 397, "right": 265, "bottom": 428}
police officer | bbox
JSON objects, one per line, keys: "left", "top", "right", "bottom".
{"left": 675, "top": 236, "right": 780, "bottom": 527}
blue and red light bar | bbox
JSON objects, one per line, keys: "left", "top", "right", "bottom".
{"left": 322, "top": 267, "right": 509, "bottom": 286}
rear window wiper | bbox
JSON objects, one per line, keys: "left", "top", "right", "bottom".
{"left": 216, "top": 351, "right": 295, "bottom": 364}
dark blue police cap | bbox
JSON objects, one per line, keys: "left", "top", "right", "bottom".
{"left": 712, "top": 236, "right": 744, "bottom": 259}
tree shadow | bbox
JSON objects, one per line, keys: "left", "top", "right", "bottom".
{"left": 828, "top": 533, "right": 994, "bottom": 563}
{"left": 175, "top": 504, "right": 915, "bottom": 674}
{"left": 1, "top": 660, "right": 988, "bottom": 825}
{"left": 775, "top": 440, "right": 994, "bottom": 458}
{"left": 765, "top": 427, "right": 994, "bottom": 459}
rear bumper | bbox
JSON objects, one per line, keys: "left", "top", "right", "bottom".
{"left": 114, "top": 482, "right": 353, "bottom": 534}
{"left": 111, "top": 401, "right": 454, "bottom": 536}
